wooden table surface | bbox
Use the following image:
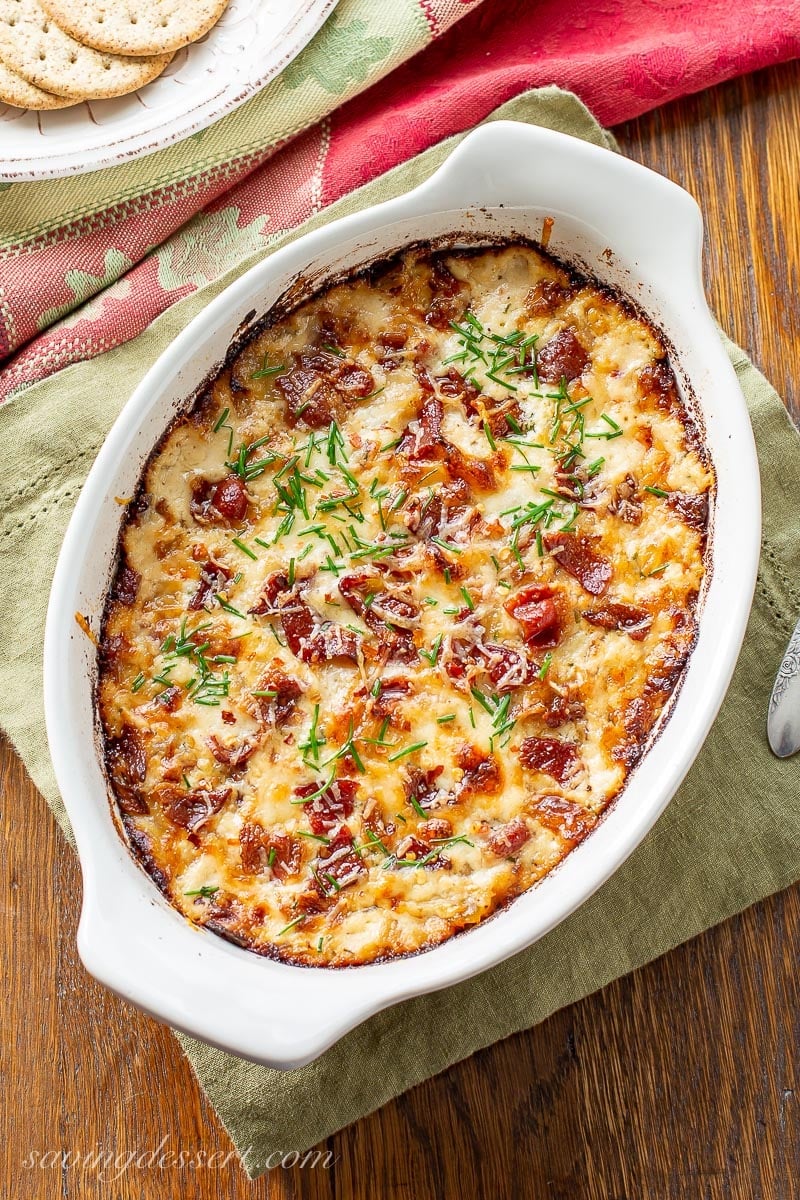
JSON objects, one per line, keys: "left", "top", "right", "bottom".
{"left": 3, "top": 60, "right": 800, "bottom": 1200}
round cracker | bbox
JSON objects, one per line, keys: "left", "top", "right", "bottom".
{"left": 0, "top": 56, "right": 72, "bottom": 106}
{"left": 37, "top": 0, "right": 230, "bottom": 58}
{"left": 0, "top": 0, "right": 172, "bottom": 100}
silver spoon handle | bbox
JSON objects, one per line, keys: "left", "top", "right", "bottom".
{"left": 768, "top": 613, "right": 800, "bottom": 758}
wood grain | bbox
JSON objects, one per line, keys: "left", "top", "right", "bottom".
{"left": 3, "top": 60, "right": 800, "bottom": 1200}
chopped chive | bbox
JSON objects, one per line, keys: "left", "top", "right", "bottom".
{"left": 387, "top": 741, "right": 428, "bottom": 762}
{"left": 409, "top": 795, "right": 427, "bottom": 819}
{"left": 483, "top": 421, "right": 497, "bottom": 451}
{"left": 538, "top": 652, "right": 553, "bottom": 679}
{"left": 251, "top": 355, "right": 286, "bottom": 380}
{"left": 460, "top": 586, "right": 475, "bottom": 611}
{"left": 418, "top": 633, "right": 443, "bottom": 666}
{"left": 212, "top": 407, "right": 230, "bottom": 433}
{"left": 470, "top": 686, "right": 494, "bottom": 715}
{"left": 231, "top": 538, "right": 257, "bottom": 560}
{"left": 363, "top": 829, "right": 391, "bottom": 857}
{"left": 215, "top": 594, "right": 247, "bottom": 619}
{"left": 131, "top": 672, "right": 145, "bottom": 693}
{"left": 437, "top": 713, "right": 456, "bottom": 724}
{"left": 645, "top": 485, "right": 669, "bottom": 498}
{"left": 185, "top": 885, "right": 218, "bottom": 898}
{"left": 430, "top": 536, "right": 462, "bottom": 555}
{"left": 276, "top": 915, "right": 305, "bottom": 936}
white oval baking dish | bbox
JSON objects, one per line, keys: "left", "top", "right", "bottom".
{"left": 44, "top": 121, "right": 760, "bottom": 1069}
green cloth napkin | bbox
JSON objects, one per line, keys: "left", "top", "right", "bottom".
{"left": 1, "top": 89, "right": 798, "bottom": 1178}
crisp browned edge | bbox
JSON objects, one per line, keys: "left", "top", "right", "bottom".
{"left": 96, "top": 233, "right": 716, "bottom": 968}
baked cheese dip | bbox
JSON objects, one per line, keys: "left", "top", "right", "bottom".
{"left": 98, "top": 241, "right": 713, "bottom": 966}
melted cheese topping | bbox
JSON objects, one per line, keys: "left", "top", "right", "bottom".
{"left": 98, "top": 243, "right": 713, "bottom": 966}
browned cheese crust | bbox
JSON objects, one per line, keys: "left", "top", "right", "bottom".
{"left": 97, "top": 242, "right": 713, "bottom": 965}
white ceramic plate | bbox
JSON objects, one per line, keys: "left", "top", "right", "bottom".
{"left": 44, "top": 122, "right": 761, "bottom": 1068}
{"left": 0, "top": 0, "right": 339, "bottom": 181}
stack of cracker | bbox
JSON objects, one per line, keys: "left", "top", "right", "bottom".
{"left": 0, "top": 0, "right": 230, "bottom": 109}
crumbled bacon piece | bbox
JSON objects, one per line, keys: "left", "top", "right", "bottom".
{"left": 403, "top": 765, "right": 445, "bottom": 811}
{"left": 189, "top": 474, "right": 248, "bottom": 525}
{"left": 249, "top": 571, "right": 290, "bottom": 616}
{"left": 338, "top": 573, "right": 417, "bottom": 663}
{"left": 161, "top": 784, "right": 231, "bottom": 831}
{"left": 207, "top": 735, "right": 258, "bottom": 772}
{"left": 240, "top": 822, "right": 300, "bottom": 878}
{"left": 435, "top": 366, "right": 482, "bottom": 405}
{"left": 441, "top": 364, "right": 519, "bottom": 437}
{"left": 295, "top": 778, "right": 359, "bottom": 835}
{"left": 536, "top": 328, "right": 589, "bottom": 383}
{"left": 518, "top": 736, "right": 579, "bottom": 785}
{"left": 487, "top": 816, "right": 531, "bottom": 857}
{"left": 394, "top": 834, "right": 448, "bottom": 869}
{"left": 544, "top": 691, "right": 586, "bottom": 728}
{"left": 444, "top": 637, "right": 535, "bottom": 693}
{"left": 372, "top": 677, "right": 412, "bottom": 724}
{"left": 251, "top": 573, "right": 361, "bottom": 664}
{"left": 113, "top": 562, "right": 140, "bottom": 606}
{"left": 398, "top": 394, "right": 443, "bottom": 459}
{"left": 281, "top": 600, "right": 361, "bottom": 665}
{"left": 424, "top": 257, "right": 465, "bottom": 330}
{"left": 553, "top": 463, "right": 603, "bottom": 508}
{"left": 251, "top": 667, "right": 303, "bottom": 727}
{"left": 106, "top": 722, "right": 147, "bottom": 815}
{"left": 505, "top": 586, "right": 561, "bottom": 648}
{"left": 443, "top": 443, "right": 496, "bottom": 491}
{"left": 212, "top": 474, "right": 248, "bottom": 521}
{"left": 403, "top": 479, "right": 475, "bottom": 545}
{"left": 525, "top": 279, "right": 572, "bottom": 317}
{"left": 314, "top": 825, "right": 366, "bottom": 890}
{"left": 545, "top": 532, "right": 612, "bottom": 596}
{"left": 156, "top": 686, "right": 182, "bottom": 713}
{"left": 582, "top": 602, "right": 653, "bottom": 641}
{"left": 189, "top": 558, "right": 232, "bottom": 612}
{"left": 336, "top": 363, "right": 375, "bottom": 397}
{"left": 276, "top": 350, "right": 375, "bottom": 428}
{"left": 481, "top": 643, "right": 537, "bottom": 691}
{"left": 397, "top": 394, "right": 495, "bottom": 490}
{"left": 530, "top": 794, "right": 595, "bottom": 844}
{"left": 608, "top": 474, "right": 642, "bottom": 524}
{"left": 203, "top": 634, "right": 242, "bottom": 661}
{"left": 379, "top": 328, "right": 409, "bottom": 350}
{"left": 667, "top": 491, "right": 709, "bottom": 532}
{"left": 276, "top": 361, "right": 336, "bottom": 427}
{"left": 638, "top": 359, "right": 679, "bottom": 412}
{"left": 417, "top": 817, "right": 453, "bottom": 840}
{"left": 456, "top": 744, "right": 502, "bottom": 796}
